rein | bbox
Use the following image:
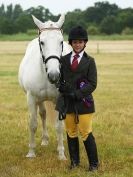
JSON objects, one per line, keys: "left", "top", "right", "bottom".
{"left": 38, "top": 28, "right": 63, "bottom": 65}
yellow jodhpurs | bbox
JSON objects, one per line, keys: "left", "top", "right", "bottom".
{"left": 64, "top": 113, "right": 93, "bottom": 141}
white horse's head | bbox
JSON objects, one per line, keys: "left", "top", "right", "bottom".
{"left": 32, "top": 14, "right": 65, "bottom": 84}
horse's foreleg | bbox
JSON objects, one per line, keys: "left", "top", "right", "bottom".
{"left": 26, "top": 92, "right": 37, "bottom": 158}
{"left": 39, "top": 102, "right": 49, "bottom": 146}
{"left": 55, "top": 116, "right": 67, "bottom": 160}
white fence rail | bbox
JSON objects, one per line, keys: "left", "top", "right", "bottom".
{"left": 0, "top": 41, "right": 133, "bottom": 54}
{"left": 86, "top": 41, "right": 133, "bottom": 53}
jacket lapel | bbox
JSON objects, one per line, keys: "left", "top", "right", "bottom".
{"left": 64, "top": 52, "right": 72, "bottom": 68}
{"left": 74, "top": 52, "right": 89, "bottom": 72}
{"left": 63, "top": 52, "right": 89, "bottom": 72}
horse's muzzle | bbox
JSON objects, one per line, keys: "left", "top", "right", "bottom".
{"left": 48, "top": 72, "right": 60, "bottom": 84}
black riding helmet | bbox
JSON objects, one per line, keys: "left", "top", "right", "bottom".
{"left": 68, "top": 26, "right": 88, "bottom": 45}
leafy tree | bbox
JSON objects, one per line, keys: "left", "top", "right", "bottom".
{"left": 25, "top": 6, "right": 54, "bottom": 22}
{"left": 100, "top": 15, "right": 120, "bottom": 34}
{"left": 15, "top": 14, "right": 34, "bottom": 33}
{"left": 83, "top": 7, "right": 101, "bottom": 24}
{"left": 0, "top": 2, "right": 133, "bottom": 35}
{"left": 122, "top": 27, "right": 133, "bottom": 35}
{"left": 0, "top": 17, "right": 14, "bottom": 34}
{"left": 0, "top": 4, "right": 5, "bottom": 16}
{"left": 13, "top": 4, "right": 23, "bottom": 20}
{"left": 63, "top": 9, "right": 86, "bottom": 34}
{"left": 6, "top": 4, "right": 13, "bottom": 20}
{"left": 87, "top": 25, "right": 100, "bottom": 35}
{"left": 117, "top": 9, "right": 133, "bottom": 29}
{"left": 83, "top": 1, "right": 119, "bottom": 25}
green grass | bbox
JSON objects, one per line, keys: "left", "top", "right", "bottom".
{"left": 1, "top": 33, "right": 133, "bottom": 41}
{"left": 0, "top": 42, "right": 133, "bottom": 177}
{"left": 0, "top": 33, "right": 38, "bottom": 41}
{"left": 89, "top": 34, "right": 133, "bottom": 40}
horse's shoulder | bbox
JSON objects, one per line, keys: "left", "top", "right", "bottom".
{"left": 25, "top": 38, "right": 39, "bottom": 55}
{"left": 27, "top": 38, "right": 38, "bottom": 48}
{"left": 62, "top": 41, "right": 72, "bottom": 56}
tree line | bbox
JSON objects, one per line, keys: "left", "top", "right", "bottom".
{"left": 0, "top": 1, "right": 133, "bottom": 35}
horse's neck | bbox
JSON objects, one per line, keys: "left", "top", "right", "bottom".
{"left": 62, "top": 41, "right": 72, "bottom": 56}
{"left": 26, "top": 38, "right": 42, "bottom": 64}
{"left": 22, "top": 38, "right": 47, "bottom": 79}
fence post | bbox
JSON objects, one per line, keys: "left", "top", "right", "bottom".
{"left": 97, "top": 43, "right": 99, "bottom": 54}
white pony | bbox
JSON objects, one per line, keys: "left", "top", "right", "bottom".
{"left": 18, "top": 14, "right": 71, "bottom": 160}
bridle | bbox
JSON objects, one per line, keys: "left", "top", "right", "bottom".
{"left": 38, "top": 28, "right": 63, "bottom": 66}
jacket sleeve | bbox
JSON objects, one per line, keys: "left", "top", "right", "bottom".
{"left": 75, "top": 58, "right": 97, "bottom": 99}
{"left": 58, "top": 57, "right": 65, "bottom": 85}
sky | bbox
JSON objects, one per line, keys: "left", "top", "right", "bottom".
{"left": 1, "top": 0, "right": 133, "bottom": 15}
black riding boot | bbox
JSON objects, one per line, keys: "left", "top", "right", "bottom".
{"left": 67, "top": 134, "right": 80, "bottom": 169}
{"left": 83, "top": 133, "right": 99, "bottom": 171}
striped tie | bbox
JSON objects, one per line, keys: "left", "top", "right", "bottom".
{"left": 71, "top": 54, "right": 79, "bottom": 71}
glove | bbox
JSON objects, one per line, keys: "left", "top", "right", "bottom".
{"left": 59, "top": 82, "right": 66, "bottom": 93}
{"left": 59, "top": 82, "right": 72, "bottom": 93}
{"left": 65, "top": 91, "right": 77, "bottom": 100}
{"left": 59, "top": 82, "right": 77, "bottom": 100}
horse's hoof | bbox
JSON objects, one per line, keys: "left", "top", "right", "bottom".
{"left": 26, "top": 152, "right": 36, "bottom": 158}
{"left": 41, "top": 140, "right": 49, "bottom": 146}
{"left": 59, "top": 155, "right": 67, "bottom": 161}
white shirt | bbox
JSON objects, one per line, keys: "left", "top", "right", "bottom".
{"left": 70, "top": 50, "right": 84, "bottom": 64}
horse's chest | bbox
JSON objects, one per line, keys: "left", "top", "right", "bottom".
{"left": 36, "top": 87, "right": 58, "bottom": 102}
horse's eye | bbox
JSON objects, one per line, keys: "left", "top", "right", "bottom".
{"left": 41, "top": 41, "right": 44, "bottom": 45}
{"left": 61, "top": 41, "right": 63, "bottom": 45}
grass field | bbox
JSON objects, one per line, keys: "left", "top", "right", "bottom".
{"left": 0, "top": 41, "right": 133, "bottom": 177}
{"left": 1, "top": 33, "right": 133, "bottom": 41}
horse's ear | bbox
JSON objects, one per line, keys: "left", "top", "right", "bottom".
{"left": 56, "top": 14, "right": 65, "bottom": 28}
{"left": 32, "top": 15, "right": 45, "bottom": 29}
